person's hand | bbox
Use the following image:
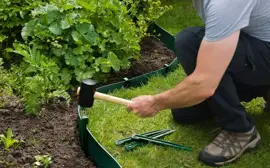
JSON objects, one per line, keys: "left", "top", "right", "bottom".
{"left": 127, "top": 95, "right": 161, "bottom": 118}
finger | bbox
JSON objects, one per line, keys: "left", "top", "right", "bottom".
{"left": 126, "top": 102, "right": 133, "bottom": 112}
{"left": 126, "top": 105, "right": 133, "bottom": 112}
{"left": 136, "top": 112, "right": 148, "bottom": 118}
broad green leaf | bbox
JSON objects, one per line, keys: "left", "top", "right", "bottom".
{"left": 63, "top": 4, "right": 74, "bottom": 11}
{"left": 83, "top": 31, "right": 98, "bottom": 44}
{"left": 75, "top": 68, "right": 95, "bottom": 81}
{"left": 46, "top": 11, "right": 61, "bottom": 24}
{"left": 21, "top": 19, "right": 37, "bottom": 40}
{"left": 61, "top": 12, "right": 79, "bottom": 29}
{"left": 77, "top": 23, "right": 96, "bottom": 34}
{"left": 110, "top": 17, "right": 121, "bottom": 27}
{"left": 60, "top": 19, "right": 70, "bottom": 29}
{"left": 82, "top": 69, "right": 95, "bottom": 79}
{"left": 0, "top": 34, "right": 7, "bottom": 42}
{"left": 19, "top": 11, "right": 25, "bottom": 19}
{"left": 111, "top": 32, "right": 122, "bottom": 45}
{"left": 73, "top": 45, "right": 92, "bottom": 55}
{"left": 76, "top": 23, "right": 98, "bottom": 44}
{"left": 71, "top": 31, "right": 83, "bottom": 44}
{"left": 65, "top": 54, "right": 78, "bottom": 66}
{"left": 92, "top": 63, "right": 100, "bottom": 72}
{"left": 77, "top": 0, "right": 97, "bottom": 11}
{"left": 68, "top": 12, "right": 80, "bottom": 21}
{"left": 49, "top": 22, "right": 62, "bottom": 35}
{"left": 32, "top": 4, "right": 59, "bottom": 17}
{"left": 52, "top": 48, "right": 65, "bottom": 57}
{"left": 96, "top": 57, "right": 111, "bottom": 73}
{"left": 108, "top": 52, "right": 121, "bottom": 71}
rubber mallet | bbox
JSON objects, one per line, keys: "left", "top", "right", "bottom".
{"left": 77, "top": 79, "right": 132, "bottom": 108}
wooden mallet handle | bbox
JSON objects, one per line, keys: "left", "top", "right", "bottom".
{"left": 94, "top": 92, "right": 132, "bottom": 106}
{"left": 77, "top": 87, "right": 132, "bottom": 106}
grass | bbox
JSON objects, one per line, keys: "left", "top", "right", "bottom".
{"left": 156, "top": 0, "right": 204, "bottom": 35}
{"left": 87, "top": 1, "right": 270, "bottom": 168}
{"left": 88, "top": 67, "right": 270, "bottom": 168}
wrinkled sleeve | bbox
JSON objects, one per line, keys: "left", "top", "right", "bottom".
{"left": 203, "top": 0, "right": 256, "bottom": 42}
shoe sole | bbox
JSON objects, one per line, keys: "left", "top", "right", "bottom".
{"left": 214, "top": 132, "right": 261, "bottom": 166}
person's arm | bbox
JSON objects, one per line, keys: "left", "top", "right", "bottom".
{"left": 127, "top": 31, "right": 240, "bottom": 117}
{"left": 155, "top": 30, "right": 240, "bottom": 110}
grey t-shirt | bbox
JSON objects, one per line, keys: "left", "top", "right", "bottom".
{"left": 192, "top": 0, "right": 270, "bottom": 42}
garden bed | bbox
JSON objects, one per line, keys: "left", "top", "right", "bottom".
{"left": 0, "top": 96, "right": 95, "bottom": 168}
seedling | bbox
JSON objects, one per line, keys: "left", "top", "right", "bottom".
{"left": 0, "top": 128, "right": 20, "bottom": 151}
{"left": 33, "top": 155, "right": 53, "bottom": 168}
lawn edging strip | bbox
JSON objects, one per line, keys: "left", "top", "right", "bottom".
{"left": 77, "top": 23, "right": 178, "bottom": 168}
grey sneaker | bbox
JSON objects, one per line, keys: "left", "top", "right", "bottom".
{"left": 199, "top": 126, "right": 261, "bottom": 167}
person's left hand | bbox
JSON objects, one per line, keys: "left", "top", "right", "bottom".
{"left": 127, "top": 95, "right": 161, "bottom": 118}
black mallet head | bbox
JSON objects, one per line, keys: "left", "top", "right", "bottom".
{"left": 78, "top": 79, "right": 97, "bottom": 108}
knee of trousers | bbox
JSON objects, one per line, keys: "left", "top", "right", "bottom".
{"left": 175, "top": 27, "right": 204, "bottom": 47}
{"left": 175, "top": 27, "right": 204, "bottom": 75}
{"left": 171, "top": 109, "right": 206, "bottom": 124}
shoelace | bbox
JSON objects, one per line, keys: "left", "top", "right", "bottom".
{"left": 212, "top": 130, "right": 242, "bottom": 150}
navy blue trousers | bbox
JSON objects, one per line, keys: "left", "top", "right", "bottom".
{"left": 172, "top": 27, "right": 270, "bottom": 132}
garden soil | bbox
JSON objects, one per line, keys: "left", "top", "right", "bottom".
{"left": 103, "top": 36, "right": 176, "bottom": 85}
{"left": 0, "top": 36, "right": 176, "bottom": 168}
{"left": 0, "top": 96, "right": 95, "bottom": 168}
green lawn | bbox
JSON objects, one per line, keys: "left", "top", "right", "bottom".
{"left": 156, "top": 0, "right": 204, "bottom": 35}
{"left": 87, "top": 1, "right": 270, "bottom": 168}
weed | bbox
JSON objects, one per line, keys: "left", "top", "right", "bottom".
{"left": 0, "top": 128, "right": 22, "bottom": 151}
{"left": 33, "top": 155, "right": 53, "bottom": 168}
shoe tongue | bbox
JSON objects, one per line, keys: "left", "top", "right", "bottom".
{"left": 207, "top": 131, "right": 232, "bottom": 155}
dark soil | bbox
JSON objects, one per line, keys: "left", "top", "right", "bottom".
{"left": 0, "top": 96, "right": 95, "bottom": 168}
{"left": 104, "top": 36, "right": 176, "bottom": 84}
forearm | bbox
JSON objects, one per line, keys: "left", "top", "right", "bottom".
{"left": 127, "top": 32, "right": 240, "bottom": 118}
{"left": 154, "top": 31, "right": 240, "bottom": 111}
{"left": 153, "top": 73, "right": 214, "bottom": 110}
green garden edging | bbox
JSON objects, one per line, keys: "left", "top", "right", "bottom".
{"left": 77, "top": 23, "right": 178, "bottom": 168}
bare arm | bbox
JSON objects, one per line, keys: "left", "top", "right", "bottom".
{"left": 154, "top": 31, "right": 240, "bottom": 110}
{"left": 127, "top": 31, "right": 240, "bottom": 117}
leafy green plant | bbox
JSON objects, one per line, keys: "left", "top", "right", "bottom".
{"left": 1, "top": 0, "right": 171, "bottom": 114}
{"left": 20, "top": 0, "right": 170, "bottom": 82}
{"left": 12, "top": 44, "right": 71, "bottom": 115}
{"left": 0, "top": 0, "right": 47, "bottom": 62}
{"left": 33, "top": 155, "right": 53, "bottom": 168}
{"left": 0, "top": 58, "right": 20, "bottom": 109}
{"left": 0, "top": 128, "right": 21, "bottom": 151}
